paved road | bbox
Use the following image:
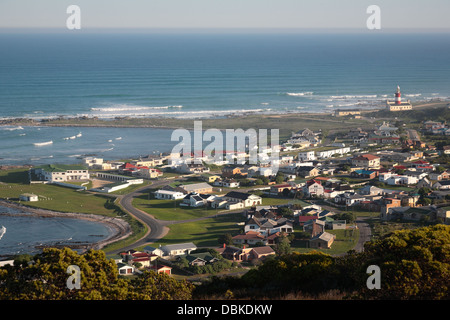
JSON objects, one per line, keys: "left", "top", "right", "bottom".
{"left": 107, "top": 180, "right": 171, "bottom": 255}
{"left": 107, "top": 178, "right": 243, "bottom": 255}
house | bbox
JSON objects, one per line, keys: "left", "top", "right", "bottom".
{"left": 117, "top": 263, "right": 135, "bottom": 275}
{"left": 216, "top": 244, "right": 275, "bottom": 262}
{"left": 351, "top": 154, "right": 380, "bottom": 169}
{"left": 32, "top": 164, "right": 90, "bottom": 183}
{"left": 143, "top": 246, "right": 165, "bottom": 257}
{"left": 202, "top": 174, "right": 221, "bottom": 183}
{"left": 19, "top": 193, "right": 38, "bottom": 202}
{"left": 177, "top": 163, "right": 210, "bottom": 174}
{"left": 232, "top": 231, "right": 267, "bottom": 246}
{"left": 433, "top": 180, "right": 450, "bottom": 190}
{"left": 298, "top": 151, "right": 316, "bottom": 162}
{"left": 270, "top": 184, "right": 294, "bottom": 194}
{"left": 223, "top": 191, "right": 262, "bottom": 207}
{"left": 160, "top": 243, "right": 197, "bottom": 257}
{"left": 350, "top": 169, "right": 378, "bottom": 179}
{"left": 296, "top": 166, "right": 320, "bottom": 178}
{"left": 244, "top": 217, "right": 293, "bottom": 236}
{"left": 154, "top": 189, "right": 185, "bottom": 200}
{"left": 309, "top": 232, "right": 336, "bottom": 249}
{"left": 180, "top": 252, "right": 219, "bottom": 266}
{"left": 178, "top": 182, "right": 213, "bottom": 194}
{"left": 429, "top": 171, "right": 450, "bottom": 181}
{"left": 139, "top": 168, "right": 163, "bottom": 179}
{"left": 181, "top": 192, "right": 214, "bottom": 207}
{"left": 304, "top": 179, "right": 325, "bottom": 197}
{"left": 150, "top": 265, "right": 172, "bottom": 275}
{"left": 248, "top": 246, "right": 276, "bottom": 260}
{"left": 214, "top": 179, "right": 240, "bottom": 188}
{"left": 222, "top": 166, "right": 242, "bottom": 178}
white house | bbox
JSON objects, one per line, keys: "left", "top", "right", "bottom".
{"left": 154, "top": 190, "right": 185, "bottom": 200}
{"left": 19, "top": 193, "right": 38, "bottom": 202}
{"left": 160, "top": 243, "right": 197, "bottom": 257}
{"left": 223, "top": 191, "right": 262, "bottom": 207}
{"left": 298, "top": 151, "right": 316, "bottom": 162}
{"left": 33, "top": 165, "right": 89, "bottom": 183}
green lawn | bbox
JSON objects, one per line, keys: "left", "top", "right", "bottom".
{"left": 132, "top": 193, "right": 223, "bottom": 221}
{"left": 0, "top": 168, "right": 118, "bottom": 216}
{"left": 291, "top": 228, "right": 360, "bottom": 256}
{"left": 138, "top": 213, "right": 246, "bottom": 249}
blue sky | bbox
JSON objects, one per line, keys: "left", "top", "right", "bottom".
{"left": 0, "top": 0, "right": 449, "bottom": 31}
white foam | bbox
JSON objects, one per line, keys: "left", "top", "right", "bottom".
{"left": 33, "top": 141, "right": 53, "bottom": 147}
{"left": 286, "top": 92, "right": 314, "bottom": 96}
{"left": 90, "top": 105, "right": 183, "bottom": 112}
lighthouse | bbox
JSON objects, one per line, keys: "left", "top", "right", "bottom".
{"left": 386, "top": 85, "right": 412, "bottom": 111}
{"left": 395, "top": 85, "right": 401, "bottom": 105}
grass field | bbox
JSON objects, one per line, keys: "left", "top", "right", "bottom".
{"left": 0, "top": 169, "right": 117, "bottom": 216}
{"left": 291, "top": 228, "right": 360, "bottom": 255}
{"left": 132, "top": 193, "right": 223, "bottom": 221}
{"left": 138, "top": 212, "right": 246, "bottom": 249}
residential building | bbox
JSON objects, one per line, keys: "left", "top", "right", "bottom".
{"left": 178, "top": 182, "right": 213, "bottom": 194}
{"left": 298, "top": 151, "right": 316, "bottom": 162}
{"left": 154, "top": 190, "right": 185, "bottom": 200}
{"left": 223, "top": 191, "right": 262, "bottom": 207}
{"left": 160, "top": 243, "right": 197, "bottom": 257}
{"left": 351, "top": 154, "right": 380, "bottom": 169}
{"left": 19, "top": 193, "right": 38, "bottom": 202}
{"left": 32, "top": 165, "right": 89, "bottom": 183}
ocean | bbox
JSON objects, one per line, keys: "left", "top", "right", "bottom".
{"left": 0, "top": 205, "right": 112, "bottom": 257}
{"left": 0, "top": 31, "right": 449, "bottom": 256}
{"left": 0, "top": 32, "right": 449, "bottom": 165}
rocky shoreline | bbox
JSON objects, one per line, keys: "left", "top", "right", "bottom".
{"left": 0, "top": 199, "right": 132, "bottom": 253}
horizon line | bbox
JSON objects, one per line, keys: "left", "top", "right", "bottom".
{"left": 1, "top": 27, "right": 450, "bottom": 34}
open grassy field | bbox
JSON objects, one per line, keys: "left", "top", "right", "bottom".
{"left": 132, "top": 193, "right": 223, "bottom": 221}
{"left": 291, "top": 228, "right": 360, "bottom": 256}
{"left": 0, "top": 168, "right": 118, "bottom": 216}
{"left": 138, "top": 212, "right": 246, "bottom": 249}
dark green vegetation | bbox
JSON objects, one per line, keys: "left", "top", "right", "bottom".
{"left": 1, "top": 225, "right": 448, "bottom": 300}
{"left": 194, "top": 225, "right": 450, "bottom": 300}
{"left": 0, "top": 248, "right": 193, "bottom": 300}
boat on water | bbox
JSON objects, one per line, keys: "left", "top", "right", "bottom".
{"left": 33, "top": 140, "right": 53, "bottom": 146}
{"left": 0, "top": 226, "right": 6, "bottom": 240}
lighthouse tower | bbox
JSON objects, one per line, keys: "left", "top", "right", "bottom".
{"left": 395, "top": 85, "right": 401, "bottom": 105}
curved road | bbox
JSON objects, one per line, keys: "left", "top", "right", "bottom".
{"left": 108, "top": 180, "right": 171, "bottom": 255}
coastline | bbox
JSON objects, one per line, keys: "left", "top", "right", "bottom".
{"left": 0, "top": 100, "right": 447, "bottom": 131}
{"left": 0, "top": 199, "right": 132, "bottom": 253}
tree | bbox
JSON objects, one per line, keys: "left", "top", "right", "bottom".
{"left": 0, "top": 248, "right": 194, "bottom": 300}
{"left": 218, "top": 233, "right": 234, "bottom": 246}
{"left": 274, "top": 234, "right": 291, "bottom": 256}
{"left": 356, "top": 225, "right": 450, "bottom": 300}
{"left": 275, "top": 172, "right": 285, "bottom": 184}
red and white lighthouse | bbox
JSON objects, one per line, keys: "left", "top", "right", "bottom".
{"left": 395, "top": 85, "right": 401, "bottom": 105}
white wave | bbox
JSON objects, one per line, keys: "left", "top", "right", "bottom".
{"left": 404, "top": 93, "right": 421, "bottom": 97}
{"left": 68, "top": 154, "right": 82, "bottom": 158}
{"left": 1, "top": 126, "right": 24, "bottom": 131}
{"left": 326, "top": 105, "right": 334, "bottom": 108}
{"left": 33, "top": 141, "right": 53, "bottom": 147}
{"left": 90, "top": 105, "right": 183, "bottom": 112}
{"left": 19, "top": 133, "right": 26, "bottom": 136}
{"left": 115, "top": 137, "right": 122, "bottom": 140}
{"left": 261, "top": 102, "right": 269, "bottom": 105}
{"left": 286, "top": 92, "right": 314, "bottom": 97}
